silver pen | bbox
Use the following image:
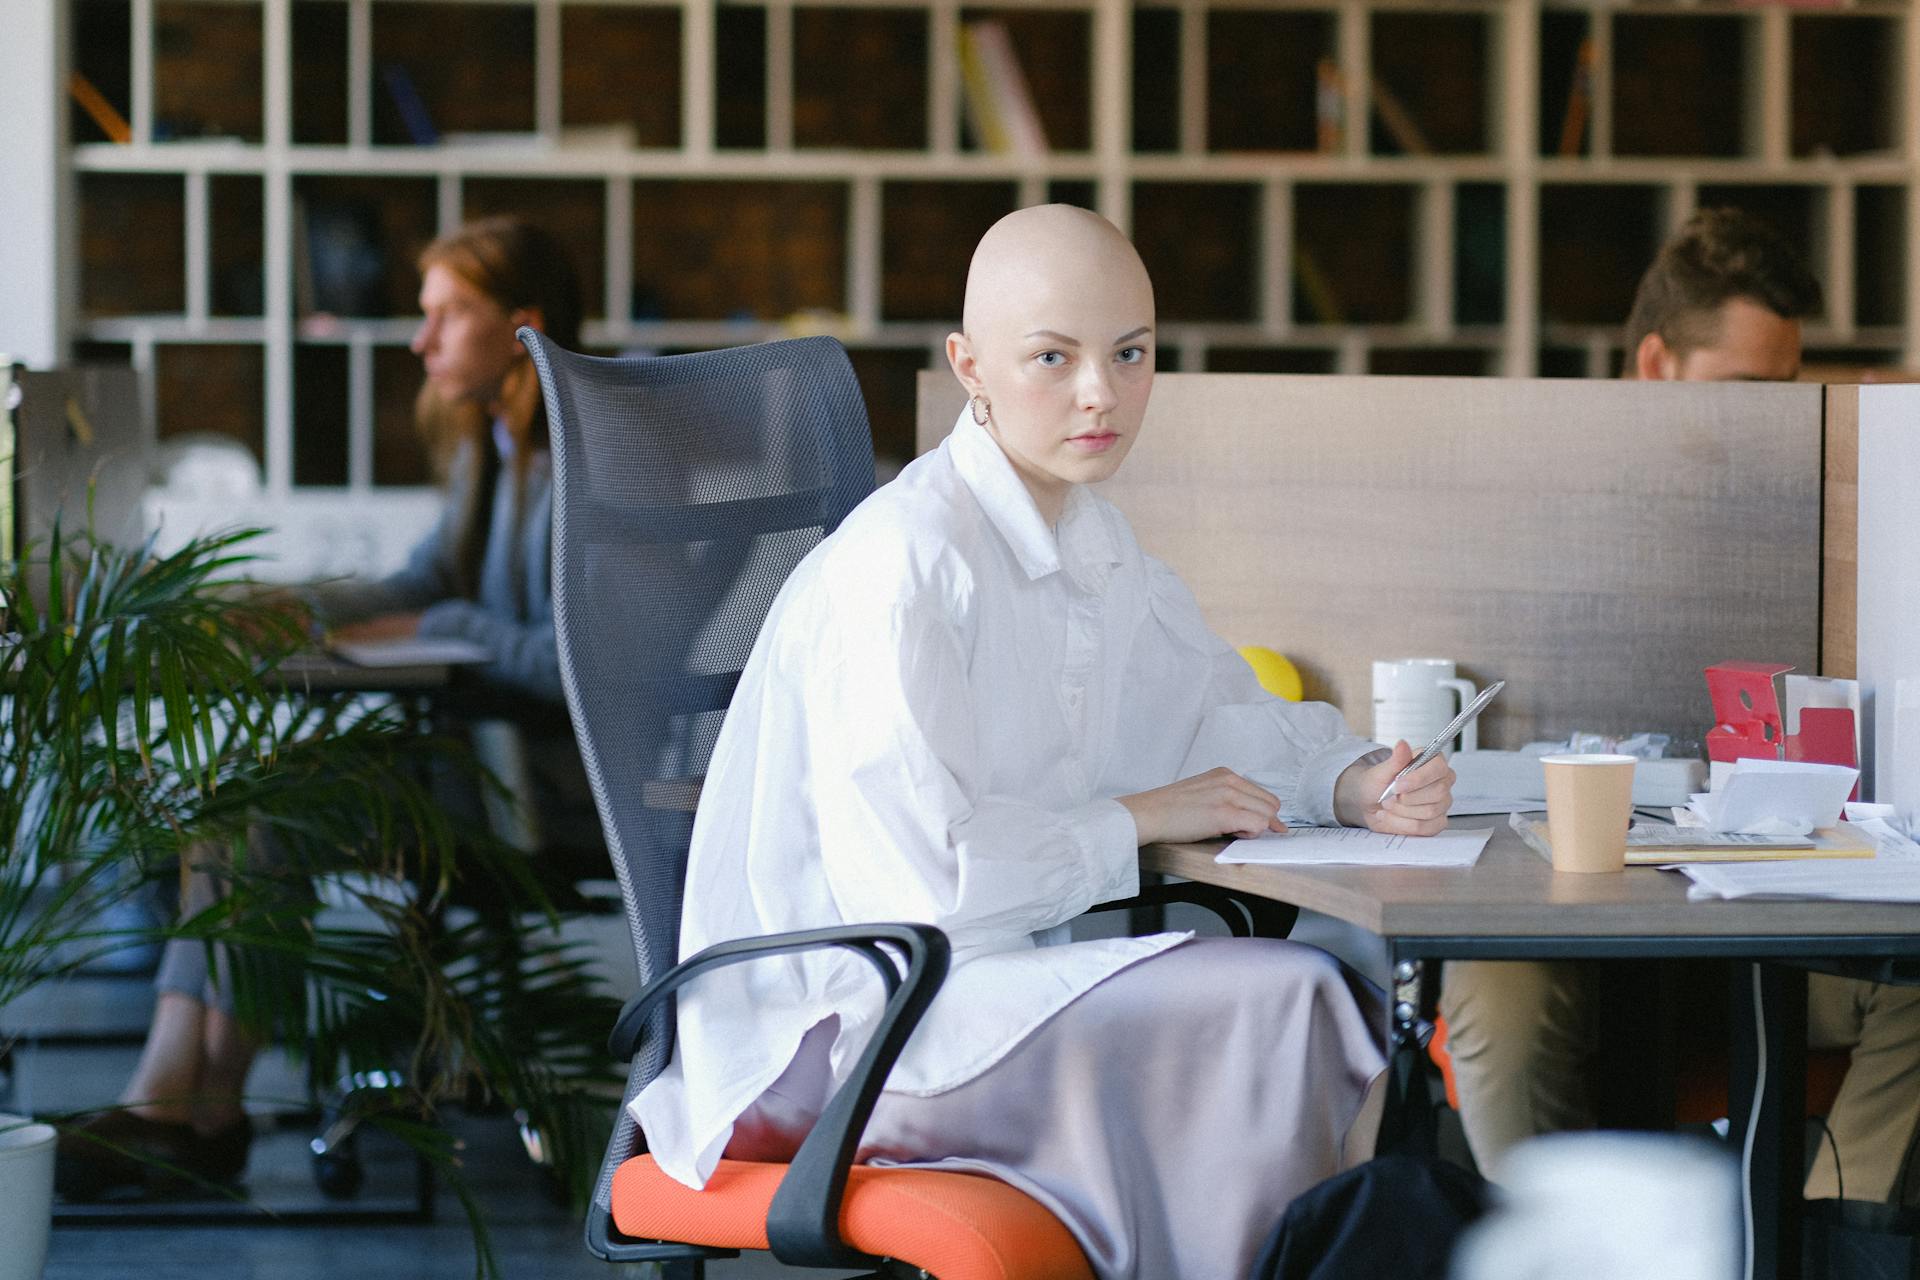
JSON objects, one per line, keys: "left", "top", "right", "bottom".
{"left": 1376, "top": 680, "right": 1505, "bottom": 807}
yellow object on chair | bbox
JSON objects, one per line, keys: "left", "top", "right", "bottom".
{"left": 1238, "top": 646, "right": 1303, "bottom": 701}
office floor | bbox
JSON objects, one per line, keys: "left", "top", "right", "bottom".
{"left": 10, "top": 976, "right": 857, "bottom": 1280}
{"left": 15, "top": 912, "right": 1426, "bottom": 1279}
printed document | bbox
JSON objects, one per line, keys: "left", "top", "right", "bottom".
{"left": 1218, "top": 825, "right": 1493, "bottom": 868}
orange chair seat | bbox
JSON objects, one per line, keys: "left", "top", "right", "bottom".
{"left": 611, "top": 1155, "right": 1095, "bottom": 1280}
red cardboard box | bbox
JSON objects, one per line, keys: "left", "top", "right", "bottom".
{"left": 1704, "top": 661, "right": 1859, "bottom": 786}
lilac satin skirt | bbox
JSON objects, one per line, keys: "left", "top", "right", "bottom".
{"left": 726, "top": 935, "right": 1388, "bottom": 1280}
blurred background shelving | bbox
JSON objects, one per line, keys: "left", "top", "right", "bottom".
{"left": 38, "top": 0, "right": 1920, "bottom": 503}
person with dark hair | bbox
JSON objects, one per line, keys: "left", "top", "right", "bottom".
{"left": 1442, "top": 210, "right": 1920, "bottom": 1209}
{"left": 56, "top": 216, "right": 587, "bottom": 1198}
{"left": 1623, "top": 206, "right": 1822, "bottom": 382}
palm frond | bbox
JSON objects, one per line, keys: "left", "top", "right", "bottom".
{"left": 3, "top": 525, "right": 624, "bottom": 1276}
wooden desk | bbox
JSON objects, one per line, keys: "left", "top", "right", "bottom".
{"left": 276, "top": 650, "right": 466, "bottom": 693}
{"left": 1145, "top": 819, "right": 1920, "bottom": 960}
{"left": 1144, "top": 819, "right": 1920, "bottom": 1280}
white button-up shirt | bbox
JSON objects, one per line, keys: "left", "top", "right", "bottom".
{"left": 632, "top": 407, "right": 1378, "bottom": 1188}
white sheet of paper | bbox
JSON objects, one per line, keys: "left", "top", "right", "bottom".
{"left": 331, "top": 637, "right": 493, "bottom": 667}
{"left": 1852, "top": 817, "right": 1920, "bottom": 861}
{"left": 1678, "top": 859, "right": 1920, "bottom": 903}
{"left": 1688, "top": 758, "right": 1859, "bottom": 835}
{"left": 1218, "top": 825, "right": 1493, "bottom": 868}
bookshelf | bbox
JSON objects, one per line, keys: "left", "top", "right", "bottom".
{"left": 26, "top": 0, "right": 1920, "bottom": 527}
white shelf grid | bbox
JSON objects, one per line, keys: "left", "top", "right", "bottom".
{"left": 66, "top": 0, "right": 1920, "bottom": 496}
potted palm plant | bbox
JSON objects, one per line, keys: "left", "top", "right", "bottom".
{"left": 1, "top": 524, "right": 620, "bottom": 1277}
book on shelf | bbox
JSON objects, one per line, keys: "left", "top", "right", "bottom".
{"left": 379, "top": 63, "right": 439, "bottom": 146}
{"left": 1293, "top": 247, "right": 1345, "bottom": 326}
{"left": 1315, "top": 58, "right": 1344, "bottom": 154}
{"left": 1557, "top": 37, "right": 1595, "bottom": 158}
{"left": 1368, "top": 75, "right": 1430, "bottom": 157}
{"left": 69, "top": 70, "right": 131, "bottom": 144}
{"left": 293, "top": 195, "right": 387, "bottom": 320}
{"left": 957, "top": 20, "right": 1047, "bottom": 159}
{"left": 1324, "top": 63, "right": 1430, "bottom": 157}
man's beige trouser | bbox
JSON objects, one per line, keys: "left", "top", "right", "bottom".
{"left": 1440, "top": 960, "right": 1920, "bottom": 1202}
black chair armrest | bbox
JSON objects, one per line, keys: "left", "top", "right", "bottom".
{"left": 606, "top": 922, "right": 950, "bottom": 1269}
{"left": 1088, "top": 880, "right": 1299, "bottom": 939}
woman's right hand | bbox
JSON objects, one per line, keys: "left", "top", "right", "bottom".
{"left": 1117, "top": 768, "right": 1286, "bottom": 845}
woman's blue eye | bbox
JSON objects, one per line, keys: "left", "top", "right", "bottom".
{"left": 1036, "top": 351, "right": 1067, "bottom": 368}
{"left": 1116, "top": 346, "right": 1146, "bottom": 365}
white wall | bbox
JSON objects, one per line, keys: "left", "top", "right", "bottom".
{"left": 144, "top": 490, "right": 443, "bottom": 583}
{"left": 1855, "top": 384, "right": 1920, "bottom": 823}
{"left": 0, "top": 3, "right": 67, "bottom": 369}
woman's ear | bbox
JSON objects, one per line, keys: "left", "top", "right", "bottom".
{"left": 511, "top": 305, "right": 547, "bottom": 337}
{"left": 946, "top": 331, "right": 985, "bottom": 397}
{"left": 1634, "top": 330, "right": 1677, "bottom": 382}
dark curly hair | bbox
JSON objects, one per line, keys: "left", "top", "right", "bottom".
{"left": 1623, "top": 207, "right": 1822, "bottom": 359}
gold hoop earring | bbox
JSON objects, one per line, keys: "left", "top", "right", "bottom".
{"left": 969, "top": 395, "right": 990, "bottom": 426}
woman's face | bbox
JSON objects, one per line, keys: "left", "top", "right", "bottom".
{"left": 410, "top": 263, "right": 529, "bottom": 408}
{"left": 950, "top": 236, "right": 1156, "bottom": 519}
{"left": 974, "top": 306, "right": 1154, "bottom": 500}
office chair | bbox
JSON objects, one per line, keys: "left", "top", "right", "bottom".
{"left": 527, "top": 330, "right": 1295, "bottom": 1278}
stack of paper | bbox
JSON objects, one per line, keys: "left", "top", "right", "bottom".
{"left": 1680, "top": 860, "right": 1920, "bottom": 903}
{"left": 1684, "top": 758, "right": 1858, "bottom": 836}
{"left": 1677, "top": 802, "right": 1920, "bottom": 901}
{"left": 1846, "top": 802, "right": 1920, "bottom": 858}
{"left": 1506, "top": 813, "right": 1872, "bottom": 866}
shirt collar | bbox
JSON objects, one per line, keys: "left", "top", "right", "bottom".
{"left": 946, "top": 408, "right": 1119, "bottom": 585}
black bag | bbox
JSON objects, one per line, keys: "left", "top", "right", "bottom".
{"left": 1249, "top": 1154, "right": 1492, "bottom": 1280}
{"left": 1805, "top": 1199, "right": 1920, "bottom": 1280}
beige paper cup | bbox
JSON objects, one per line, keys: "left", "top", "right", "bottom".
{"left": 1541, "top": 753, "right": 1637, "bottom": 874}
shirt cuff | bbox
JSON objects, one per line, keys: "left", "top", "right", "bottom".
{"left": 1068, "top": 798, "right": 1140, "bottom": 907}
{"left": 1295, "top": 737, "right": 1390, "bottom": 827}
{"left": 416, "top": 598, "right": 484, "bottom": 639}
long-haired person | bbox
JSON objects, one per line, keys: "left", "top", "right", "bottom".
{"left": 57, "top": 216, "right": 585, "bottom": 1198}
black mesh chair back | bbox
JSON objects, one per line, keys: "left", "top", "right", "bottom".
{"left": 520, "top": 330, "right": 876, "bottom": 1240}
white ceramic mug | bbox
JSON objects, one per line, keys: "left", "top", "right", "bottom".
{"left": 1372, "top": 658, "right": 1479, "bottom": 754}
{"left": 0, "top": 1114, "right": 55, "bottom": 1280}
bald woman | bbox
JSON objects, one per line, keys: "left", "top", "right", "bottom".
{"left": 631, "top": 206, "right": 1455, "bottom": 1278}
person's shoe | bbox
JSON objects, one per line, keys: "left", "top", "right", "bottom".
{"left": 55, "top": 1111, "right": 254, "bottom": 1201}
{"left": 55, "top": 1111, "right": 197, "bottom": 1201}
{"left": 193, "top": 1117, "right": 253, "bottom": 1184}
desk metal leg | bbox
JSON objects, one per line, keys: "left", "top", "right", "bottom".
{"left": 1375, "top": 954, "right": 1438, "bottom": 1157}
{"left": 1730, "top": 960, "right": 1808, "bottom": 1280}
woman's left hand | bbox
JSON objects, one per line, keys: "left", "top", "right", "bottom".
{"left": 1334, "top": 741, "right": 1455, "bottom": 836}
{"left": 328, "top": 612, "right": 423, "bottom": 644}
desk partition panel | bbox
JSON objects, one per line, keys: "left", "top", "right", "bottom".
{"left": 1828, "top": 384, "right": 1920, "bottom": 808}
{"left": 1823, "top": 385, "right": 1862, "bottom": 684}
{"left": 917, "top": 373, "right": 1824, "bottom": 749}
